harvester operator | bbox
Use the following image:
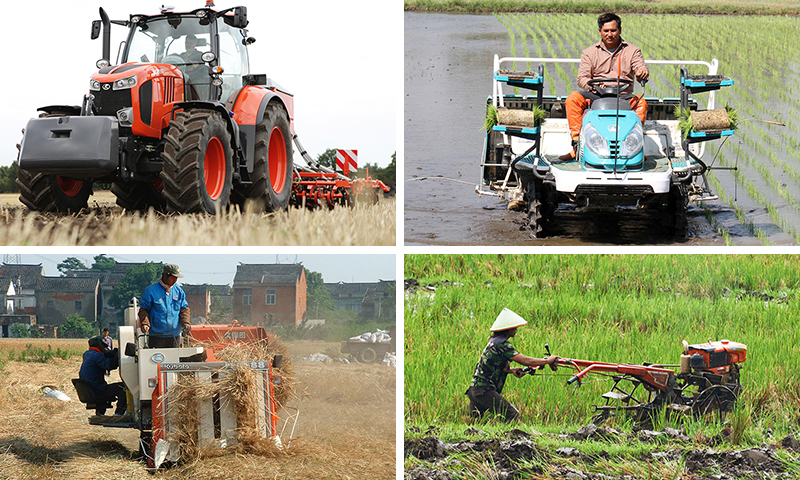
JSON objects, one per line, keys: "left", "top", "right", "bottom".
{"left": 560, "top": 13, "right": 649, "bottom": 160}
{"left": 138, "top": 263, "right": 191, "bottom": 348}
{"left": 466, "top": 308, "right": 559, "bottom": 422}
{"left": 79, "top": 336, "right": 127, "bottom": 416}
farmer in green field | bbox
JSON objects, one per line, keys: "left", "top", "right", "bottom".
{"left": 560, "top": 12, "right": 650, "bottom": 160}
{"left": 466, "top": 308, "right": 559, "bottom": 422}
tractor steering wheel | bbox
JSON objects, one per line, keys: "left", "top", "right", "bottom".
{"left": 161, "top": 54, "right": 185, "bottom": 66}
{"left": 587, "top": 77, "right": 633, "bottom": 97}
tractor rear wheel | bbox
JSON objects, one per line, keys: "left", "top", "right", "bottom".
{"left": 161, "top": 110, "right": 233, "bottom": 214}
{"left": 526, "top": 180, "right": 545, "bottom": 237}
{"left": 111, "top": 178, "right": 166, "bottom": 212}
{"left": 16, "top": 167, "right": 93, "bottom": 213}
{"left": 235, "top": 102, "right": 293, "bottom": 212}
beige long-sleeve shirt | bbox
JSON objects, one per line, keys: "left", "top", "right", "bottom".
{"left": 577, "top": 39, "right": 648, "bottom": 94}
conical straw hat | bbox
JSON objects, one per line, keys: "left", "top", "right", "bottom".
{"left": 490, "top": 308, "right": 527, "bottom": 331}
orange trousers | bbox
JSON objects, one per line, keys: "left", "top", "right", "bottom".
{"left": 565, "top": 91, "right": 648, "bottom": 140}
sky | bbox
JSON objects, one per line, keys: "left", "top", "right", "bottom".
{"left": 1, "top": 0, "right": 400, "bottom": 168}
{"left": 12, "top": 253, "right": 396, "bottom": 286}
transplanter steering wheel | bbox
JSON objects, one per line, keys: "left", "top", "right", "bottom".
{"left": 587, "top": 77, "right": 633, "bottom": 96}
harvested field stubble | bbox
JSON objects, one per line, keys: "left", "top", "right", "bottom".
{"left": 0, "top": 192, "right": 395, "bottom": 246}
{"left": 0, "top": 339, "right": 395, "bottom": 479}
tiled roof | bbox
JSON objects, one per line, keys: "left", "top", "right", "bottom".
{"left": 234, "top": 264, "right": 304, "bottom": 285}
{"left": 0, "top": 264, "right": 45, "bottom": 287}
{"left": 37, "top": 276, "right": 99, "bottom": 292}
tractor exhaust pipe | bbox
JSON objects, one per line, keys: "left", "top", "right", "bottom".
{"left": 99, "top": 8, "right": 111, "bottom": 64}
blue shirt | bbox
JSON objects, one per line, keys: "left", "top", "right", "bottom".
{"left": 140, "top": 282, "right": 188, "bottom": 337}
{"left": 79, "top": 348, "right": 118, "bottom": 394}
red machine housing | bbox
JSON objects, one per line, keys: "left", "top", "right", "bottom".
{"left": 687, "top": 339, "right": 747, "bottom": 375}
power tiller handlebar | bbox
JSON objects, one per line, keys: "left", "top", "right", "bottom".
{"left": 520, "top": 344, "right": 675, "bottom": 390}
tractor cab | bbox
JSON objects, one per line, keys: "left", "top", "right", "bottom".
{"left": 92, "top": 6, "right": 254, "bottom": 106}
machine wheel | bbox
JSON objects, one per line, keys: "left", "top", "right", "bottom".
{"left": 662, "top": 184, "right": 688, "bottom": 237}
{"left": 693, "top": 385, "right": 738, "bottom": 416}
{"left": 526, "top": 180, "right": 545, "bottom": 237}
{"left": 111, "top": 179, "right": 167, "bottom": 212}
{"left": 16, "top": 166, "right": 93, "bottom": 213}
{"left": 358, "top": 347, "right": 378, "bottom": 363}
{"left": 234, "top": 102, "right": 293, "bottom": 212}
{"left": 161, "top": 110, "right": 233, "bottom": 214}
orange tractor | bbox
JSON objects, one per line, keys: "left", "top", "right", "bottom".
{"left": 17, "top": 3, "right": 294, "bottom": 214}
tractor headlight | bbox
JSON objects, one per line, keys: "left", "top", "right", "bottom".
{"left": 584, "top": 123, "right": 610, "bottom": 157}
{"left": 117, "top": 107, "right": 134, "bottom": 126}
{"left": 89, "top": 79, "right": 101, "bottom": 91}
{"left": 621, "top": 123, "right": 644, "bottom": 157}
{"left": 112, "top": 75, "right": 138, "bottom": 90}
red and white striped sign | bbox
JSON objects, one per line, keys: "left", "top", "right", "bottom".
{"left": 336, "top": 149, "right": 358, "bottom": 175}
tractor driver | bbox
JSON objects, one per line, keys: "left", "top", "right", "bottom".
{"left": 180, "top": 34, "right": 207, "bottom": 88}
{"left": 465, "top": 308, "right": 559, "bottom": 422}
{"left": 138, "top": 264, "right": 191, "bottom": 349}
{"left": 560, "top": 13, "right": 649, "bottom": 160}
{"left": 79, "top": 335, "right": 128, "bottom": 417}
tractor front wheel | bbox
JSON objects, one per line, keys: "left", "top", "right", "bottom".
{"left": 16, "top": 167, "right": 93, "bottom": 213}
{"left": 161, "top": 110, "right": 233, "bottom": 214}
{"left": 238, "top": 102, "right": 293, "bottom": 212}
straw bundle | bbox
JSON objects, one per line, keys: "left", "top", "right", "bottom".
{"left": 164, "top": 335, "right": 296, "bottom": 462}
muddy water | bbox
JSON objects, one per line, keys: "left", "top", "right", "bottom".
{"left": 403, "top": 13, "right": 780, "bottom": 246}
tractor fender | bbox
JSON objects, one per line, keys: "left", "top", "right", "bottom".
{"left": 172, "top": 100, "right": 243, "bottom": 154}
{"left": 225, "top": 86, "right": 293, "bottom": 174}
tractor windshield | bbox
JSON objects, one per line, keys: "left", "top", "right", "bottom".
{"left": 124, "top": 12, "right": 249, "bottom": 102}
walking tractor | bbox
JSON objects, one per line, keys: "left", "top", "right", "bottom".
{"left": 16, "top": 3, "right": 388, "bottom": 214}
{"left": 477, "top": 55, "right": 737, "bottom": 237}
{"left": 72, "top": 299, "right": 296, "bottom": 469}
{"left": 525, "top": 340, "right": 747, "bottom": 423}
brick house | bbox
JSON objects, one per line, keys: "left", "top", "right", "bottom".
{"left": 69, "top": 262, "right": 151, "bottom": 326}
{"left": 35, "top": 277, "right": 100, "bottom": 327}
{"left": 325, "top": 280, "right": 396, "bottom": 321}
{"left": 232, "top": 264, "right": 307, "bottom": 326}
{"left": 0, "top": 264, "right": 45, "bottom": 315}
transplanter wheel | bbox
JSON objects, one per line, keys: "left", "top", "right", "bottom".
{"left": 692, "top": 385, "right": 738, "bottom": 416}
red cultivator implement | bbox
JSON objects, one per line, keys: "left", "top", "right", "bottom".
{"left": 525, "top": 340, "right": 747, "bottom": 423}
{"left": 291, "top": 139, "right": 390, "bottom": 208}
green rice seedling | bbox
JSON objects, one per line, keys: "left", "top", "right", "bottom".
{"left": 484, "top": 103, "right": 498, "bottom": 131}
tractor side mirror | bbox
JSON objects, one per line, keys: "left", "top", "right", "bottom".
{"left": 125, "top": 342, "right": 137, "bottom": 357}
{"left": 243, "top": 74, "right": 266, "bottom": 86}
{"left": 233, "top": 6, "right": 248, "bottom": 28}
{"left": 91, "top": 20, "right": 101, "bottom": 40}
{"left": 272, "top": 354, "right": 283, "bottom": 369}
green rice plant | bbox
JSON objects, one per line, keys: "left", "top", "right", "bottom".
{"left": 484, "top": 103, "right": 498, "bottom": 131}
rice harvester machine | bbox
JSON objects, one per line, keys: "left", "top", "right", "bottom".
{"left": 525, "top": 339, "right": 747, "bottom": 423}
{"left": 16, "top": 2, "right": 388, "bottom": 214}
{"left": 74, "top": 298, "right": 289, "bottom": 469}
{"left": 478, "top": 55, "right": 736, "bottom": 238}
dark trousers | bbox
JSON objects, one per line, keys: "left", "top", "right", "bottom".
{"left": 148, "top": 335, "right": 180, "bottom": 348}
{"left": 97, "top": 382, "right": 128, "bottom": 416}
{"left": 466, "top": 386, "right": 519, "bottom": 422}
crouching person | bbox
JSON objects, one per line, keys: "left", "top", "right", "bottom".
{"left": 79, "top": 335, "right": 127, "bottom": 417}
{"left": 466, "top": 308, "right": 558, "bottom": 422}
